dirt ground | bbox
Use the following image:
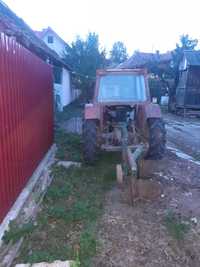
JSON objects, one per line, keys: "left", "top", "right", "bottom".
{"left": 164, "top": 113, "right": 200, "bottom": 158}
{"left": 62, "top": 112, "right": 200, "bottom": 267}
{"left": 11, "top": 107, "right": 200, "bottom": 267}
{"left": 92, "top": 149, "right": 200, "bottom": 267}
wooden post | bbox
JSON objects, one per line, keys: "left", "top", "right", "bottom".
{"left": 116, "top": 164, "right": 123, "bottom": 184}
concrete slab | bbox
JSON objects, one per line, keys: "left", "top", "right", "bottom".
{"left": 57, "top": 161, "right": 81, "bottom": 168}
{"left": 15, "top": 261, "right": 73, "bottom": 267}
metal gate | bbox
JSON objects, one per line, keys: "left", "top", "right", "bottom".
{"left": 0, "top": 33, "right": 54, "bottom": 223}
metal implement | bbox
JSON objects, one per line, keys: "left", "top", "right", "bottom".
{"left": 117, "top": 123, "right": 145, "bottom": 205}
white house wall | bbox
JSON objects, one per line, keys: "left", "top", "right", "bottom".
{"left": 54, "top": 68, "right": 71, "bottom": 111}
{"left": 54, "top": 83, "right": 63, "bottom": 111}
{"left": 43, "top": 34, "right": 65, "bottom": 57}
{"left": 41, "top": 32, "right": 75, "bottom": 109}
{"left": 62, "top": 68, "right": 71, "bottom": 106}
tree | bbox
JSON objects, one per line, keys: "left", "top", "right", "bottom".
{"left": 64, "top": 32, "right": 106, "bottom": 99}
{"left": 110, "top": 41, "right": 128, "bottom": 66}
{"left": 172, "top": 34, "right": 198, "bottom": 78}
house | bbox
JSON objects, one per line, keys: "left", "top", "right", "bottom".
{"left": 35, "top": 27, "right": 73, "bottom": 111}
{"left": 118, "top": 51, "right": 172, "bottom": 104}
{"left": 175, "top": 50, "right": 200, "bottom": 113}
{"left": 118, "top": 51, "right": 172, "bottom": 69}
{"left": 0, "top": 1, "right": 73, "bottom": 112}
{"left": 35, "top": 27, "right": 68, "bottom": 57}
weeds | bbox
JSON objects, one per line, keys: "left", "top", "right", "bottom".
{"left": 164, "top": 211, "right": 190, "bottom": 240}
{"left": 45, "top": 183, "right": 72, "bottom": 200}
{"left": 79, "top": 230, "right": 97, "bottom": 266}
{"left": 3, "top": 221, "right": 35, "bottom": 244}
{"left": 13, "top": 101, "right": 120, "bottom": 266}
{"left": 15, "top": 148, "right": 120, "bottom": 266}
{"left": 55, "top": 130, "right": 82, "bottom": 161}
{"left": 193, "top": 152, "right": 200, "bottom": 161}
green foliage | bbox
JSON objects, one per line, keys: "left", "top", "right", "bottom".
{"left": 46, "top": 201, "right": 95, "bottom": 223}
{"left": 16, "top": 150, "right": 120, "bottom": 266}
{"left": 45, "top": 184, "right": 71, "bottom": 200}
{"left": 64, "top": 32, "right": 106, "bottom": 99}
{"left": 193, "top": 152, "right": 200, "bottom": 161}
{"left": 24, "top": 251, "right": 56, "bottom": 263}
{"left": 164, "top": 211, "right": 190, "bottom": 240}
{"left": 71, "top": 255, "right": 81, "bottom": 267}
{"left": 173, "top": 34, "right": 198, "bottom": 68}
{"left": 23, "top": 246, "right": 72, "bottom": 264}
{"left": 110, "top": 41, "right": 128, "bottom": 66}
{"left": 55, "top": 130, "right": 82, "bottom": 161}
{"left": 145, "top": 34, "right": 198, "bottom": 99}
{"left": 79, "top": 230, "right": 97, "bottom": 266}
{"left": 3, "top": 222, "right": 35, "bottom": 244}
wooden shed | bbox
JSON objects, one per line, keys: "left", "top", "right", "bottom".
{"left": 176, "top": 51, "right": 200, "bottom": 113}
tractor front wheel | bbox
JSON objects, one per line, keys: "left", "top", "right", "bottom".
{"left": 83, "top": 120, "right": 99, "bottom": 164}
{"left": 146, "top": 118, "right": 166, "bottom": 159}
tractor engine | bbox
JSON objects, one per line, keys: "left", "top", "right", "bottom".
{"left": 103, "top": 105, "right": 137, "bottom": 146}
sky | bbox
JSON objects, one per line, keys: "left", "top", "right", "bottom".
{"left": 3, "top": 0, "right": 200, "bottom": 56}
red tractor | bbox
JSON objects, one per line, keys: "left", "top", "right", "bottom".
{"left": 83, "top": 69, "right": 166, "bottom": 165}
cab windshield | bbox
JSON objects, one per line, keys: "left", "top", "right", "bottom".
{"left": 98, "top": 74, "right": 147, "bottom": 102}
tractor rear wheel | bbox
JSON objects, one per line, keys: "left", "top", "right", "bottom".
{"left": 146, "top": 118, "right": 166, "bottom": 159}
{"left": 83, "top": 120, "right": 99, "bottom": 164}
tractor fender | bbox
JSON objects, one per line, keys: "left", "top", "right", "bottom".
{"left": 143, "top": 103, "right": 162, "bottom": 119}
{"left": 84, "top": 103, "right": 101, "bottom": 120}
{"left": 136, "top": 103, "right": 161, "bottom": 130}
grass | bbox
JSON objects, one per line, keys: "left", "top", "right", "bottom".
{"left": 55, "top": 130, "right": 82, "bottom": 161}
{"left": 13, "top": 126, "right": 120, "bottom": 266}
{"left": 193, "top": 152, "right": 200, "bottom": 161}
{"left": 164, "top": 211, "right": 190, "bottom": 241}
{"left": 55, "top": 98, "right": 83, "bottom": 162}
{"left": 3, "top": 221, "right": 36, "bottom": 245}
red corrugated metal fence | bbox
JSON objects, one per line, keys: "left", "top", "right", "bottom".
{"left": 0, "top": 33, "right": 54, "bottom": 223}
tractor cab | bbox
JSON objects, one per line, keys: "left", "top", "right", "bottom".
{"left": 95, "top": 69, "right": 150, "bottom": 104}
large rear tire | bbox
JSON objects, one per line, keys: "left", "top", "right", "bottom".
{"left": 146, "top": 118, "right": 166, "bottom": 159}
{"left": 83, "top": 120, "right": 99, "bottom": 164}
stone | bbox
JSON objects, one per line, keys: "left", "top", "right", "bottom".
{"left": 15, "top": 260, "right": 73, "bottom": 267}
{"left": 57, "top": 161, "right": 81, "bottom": 168}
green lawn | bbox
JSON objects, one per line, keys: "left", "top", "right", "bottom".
{"left": 11, "top": 127, "right": 120, "bottom": 266}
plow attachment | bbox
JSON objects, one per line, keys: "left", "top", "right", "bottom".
{"left": 116, "top": 123, "right": 161, "bottom": 204}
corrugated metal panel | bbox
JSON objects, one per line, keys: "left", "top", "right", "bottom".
{"left": 0, "top": 33, "right": 54, "bottom": 223}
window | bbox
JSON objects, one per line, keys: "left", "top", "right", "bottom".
{"left": 98, "top": 74, "right": 147, "bottom": 102}
{"left": 47, "top": 35, "right": 54, "bottom": 44}
{"left": 53, "top": 66, "right": 62, "bottom": 84}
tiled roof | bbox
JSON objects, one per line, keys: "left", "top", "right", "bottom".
{"left": 118, "top": 52, "right": 172, "bottom": 68}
